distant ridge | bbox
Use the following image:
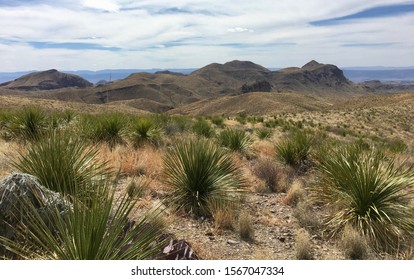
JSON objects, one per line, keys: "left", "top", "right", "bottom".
{"left": 1, "top": 69, "right": 93, "bottom": 90}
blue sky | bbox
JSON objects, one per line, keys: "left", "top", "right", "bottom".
{"left": 0, "top": 0, "right": 413, "bottom": 71}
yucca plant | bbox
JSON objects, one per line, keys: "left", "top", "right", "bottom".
{"left": 275, "top": 130, "right": 313, "bottom": 167}
{"left": 217, "top": 128, "right": 252, "bottom": 153}
{"left": 255, "top": 127, "right": 273, "bottom": 140}
{"left": 312, "top": 145, "right": 414, "bottom": 253}
{"left": 90, "top": 113, "right": 126, "bottom": 149}
{"left": 130, "top": 118, "right": 161, "bottom": 148}
{"left": 8, "top": 107, "right": 48, "bottom": 142}
{"left": 163, "top": 138, "right": 245, "bottom": 217}
{"left": 12, "top": 130, "right": 111, "bottom": 198}
{"left": 0, "top": 176, "right": 167, "bottom": 260}
{"left": 192, "top": 119, "right": 214, "bottom": 138}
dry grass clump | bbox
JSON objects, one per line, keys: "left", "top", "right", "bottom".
{"left": 126, "top": 175, "right": 151, "bottom": 199}
{"left": 238, "top": 212, "right": 255, "bottom": 241}
{"left": 295, "top": 228, "right": 314, "bottom": 260}
{"left": 293, "top": 201, "right": 322, "bottom": 233}
{"left": 284, "top": 179, "right": 305, "bottom": 206}
{"left": 253, "top": 158, "right": 280, "bottom": 192}
{"left": 340, "top": 225, "right": 369, "bottom": 260}
{"left": 211, "top": 205, "right": 236, "bottom": 233}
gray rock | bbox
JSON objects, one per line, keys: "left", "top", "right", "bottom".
{"left": 0, "top": 173, "right": 70, "bottom": 255}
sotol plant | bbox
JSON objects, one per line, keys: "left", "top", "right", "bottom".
{"left": 163, "top": 138, "right": 246, "bottom": 217}
{"left": 217, "top": 128, "right": 252, "bottom": 153}
{"left": 275, "top": 130, "right": 313, "bottom": 167}
{"left": 312, "top": 145, "right": 414, "bottom": 253}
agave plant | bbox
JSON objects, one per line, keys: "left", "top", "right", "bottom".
{"left": 163, "top": 138, "right": 245, "bottom": 217}
{"left": 312, "top": 145, "right": 414, "bottom": 253}
{"left": 12, "top": 130, "right": 111, "bottom": 198}
{"left": 0, "top": 175, "right": 167, "bottom": 260}
{"left": 217, "top": 128, "right": 252, "bottom": 153}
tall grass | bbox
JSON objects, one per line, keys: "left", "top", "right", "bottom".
{"left": 312, "top": 145, "right": 414, "bottom": 252}
{"left": 163, "top": 138, "right": 245, "bottom": 217}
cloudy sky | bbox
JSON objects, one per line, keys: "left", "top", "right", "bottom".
{"left": 1, "top": 0, "right": 413, "bottom": 71}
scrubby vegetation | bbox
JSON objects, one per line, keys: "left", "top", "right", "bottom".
{"left": 0, "top": 105, "right": 413, "bottom": 260}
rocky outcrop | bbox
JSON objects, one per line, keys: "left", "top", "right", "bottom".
{"left": 0, "top": 173, "right": 70, "bottom": 255}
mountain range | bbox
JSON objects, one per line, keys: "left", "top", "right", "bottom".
{"left": 1, "top": 60, "right": 413, "bottom": 115}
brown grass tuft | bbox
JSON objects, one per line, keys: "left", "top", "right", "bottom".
{"left": 284, "top": 179, "right": 305, "bottom": 206}
{"left": 340, "top": 225, "right": 369, "bottom": 260}
{"left": 238, "top": 212, "right": 255, "bottom": 241}
{"left": 295, "top": 228, "right": 314, "bottom": 260}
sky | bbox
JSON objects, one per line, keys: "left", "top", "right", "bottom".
{"left": 0, "top": 0, "right": 414, "bottom": 71}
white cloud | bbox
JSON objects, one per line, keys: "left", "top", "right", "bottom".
{"left": 0, "top": 0, "right": 413, "bottom": 70}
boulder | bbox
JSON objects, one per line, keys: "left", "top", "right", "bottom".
{"left": 0, "top": 173, "right": 69, "bottom": 256}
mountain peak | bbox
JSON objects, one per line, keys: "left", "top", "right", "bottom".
{"left": 302, "top": 60, "right": 323, "bottom": 70}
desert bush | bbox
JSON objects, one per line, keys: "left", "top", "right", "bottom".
{"left": 255, "top": 127, "right": 273, "bottom": 140}
{"left": 210, "top": 116, "right": 225, "bottom": 128}
{"left": 163, "top": 138, "right": 245, "bottom": 217}
{"left": 0, "top": 176, "right": 166, "bottom": 259}
{"left": 89, "top": 113, "right": 126, "bottom": 149}
{"left": 12, "top": 130, "right": 111, "bottom": 198}
{"left": 217, "top": 128, "right": 252, "bottom": 153}
{"left": 253, "top": 158, "right": 279, "bottom": 192}
{"left": 239, "top": 212, "right": 255, "bottom": 241}
{"left": 130, "top": 118, "right": 162, "bottom": 148}
{"left": 295, "top": 229, "right": 314, "bottom": 260}
{"left": 275, "top": 130, "right": 313, "bottom": 168}
{"left": 192, "top": 119, "right": 214, "bottom": 138}
{"left": 312, "top": 146, "right": 414, "bottom": 253}
{"left": 7, "top": 107, "right": 48, "bottom": 142}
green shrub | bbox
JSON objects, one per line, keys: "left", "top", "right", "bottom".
{"left": 89, "top": 113, "right": 126, "bottom": 149}
{"left": 192, "top": 119, "right": 214, "bottom": 138}
{"left": 130, "top": 118, "right": 161, "bottom": 148}
{"left": 217, "top": 128, "right": 252, "bottom": 153}
{"left": 210, "top": 116, "right": 225, "bottom": 128}
{"left": 275, "top": 131, "right": 313, "bottom": 167}
{"left": 255, "top": 127, "right": 273, "bottom": 140}
{"left": 312, "top": 146, "right": 414, "bottom": 253}
{"left": 0, "top": 176, "right": 166, "bottom": 260}
{"left": 163, "top": 138, "right": 245, "bottom": 217}
{"left": 12, "top": 130, "right": 111, "bottom": 198}
{"left": 8, "top": 107, "right": 48, "bottom": 142}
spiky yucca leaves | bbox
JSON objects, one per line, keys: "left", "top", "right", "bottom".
{"left": 192, "top": 119, "right": 214, "bottom": 138}
{"left": 0, "top": 177, "right": 166, "bottom": 260}
{"left": 275, "top": 130, "right": 313, "bottom": 167}
{"left": 130, "top": 118, "right": 161, "bottom": 148}
{"left": 312, "top": 146, "right": 414, "bottom": 253}
{"left": 89, "top": 113, "right": 126, "bottom": 149}
{"left": 255, "top": 127, "right": 273, "bottom": 140}
{"left": 12, "top": 130, "right": 111, "bottom": 198}
{"left": 217, "top": 128, "right": 252, "bottom": 153}
{"left": 163, "top": 138, "right": 246, "bottom": 217}
{"left": 8, "top": 107, "right": 48, "bottom": 142}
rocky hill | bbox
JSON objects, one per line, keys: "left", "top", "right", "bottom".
{"left": 0, "top": 69, "right": 93, "bottom": 90}
{"left": 0, "top": 60, "right": 376, "bottom": 114}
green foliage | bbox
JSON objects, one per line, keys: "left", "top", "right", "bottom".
{"left": 312, "top": 146, "right": 414, "bottom": 253}
{"left": 210, "top": 116, "right": 225, "bottom": 128}
{"left": 0, "top": 177, "right": 166, "bottom": 260}
{"left": 192, "top": 119, "right": 214, "bottom": 138}
{"left": 89, "top": 113, "right": 126, "bottom": 149}
{"left": 255, "top": 127, "right": 273, "bottom": 140}
{"left": 275, "top": 130, "right": 313, "bottom": 167}
{"left": 217, "top": 128, "right": 252, "bottom": 153}
{"left": 163, "top": 138, "right": 245, "bottom": 217}
{"left": 130, "top": 118, "right": 161, "bottom": 148}
{"left": 12, "top": 130, "right": 111, "bottom": 198}
{"left": 8, "top": 107, "right": 48, "bottom": 142}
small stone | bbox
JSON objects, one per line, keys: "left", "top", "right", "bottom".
{"left": 227, "top": 239, "right": 239, "bottom": 245}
